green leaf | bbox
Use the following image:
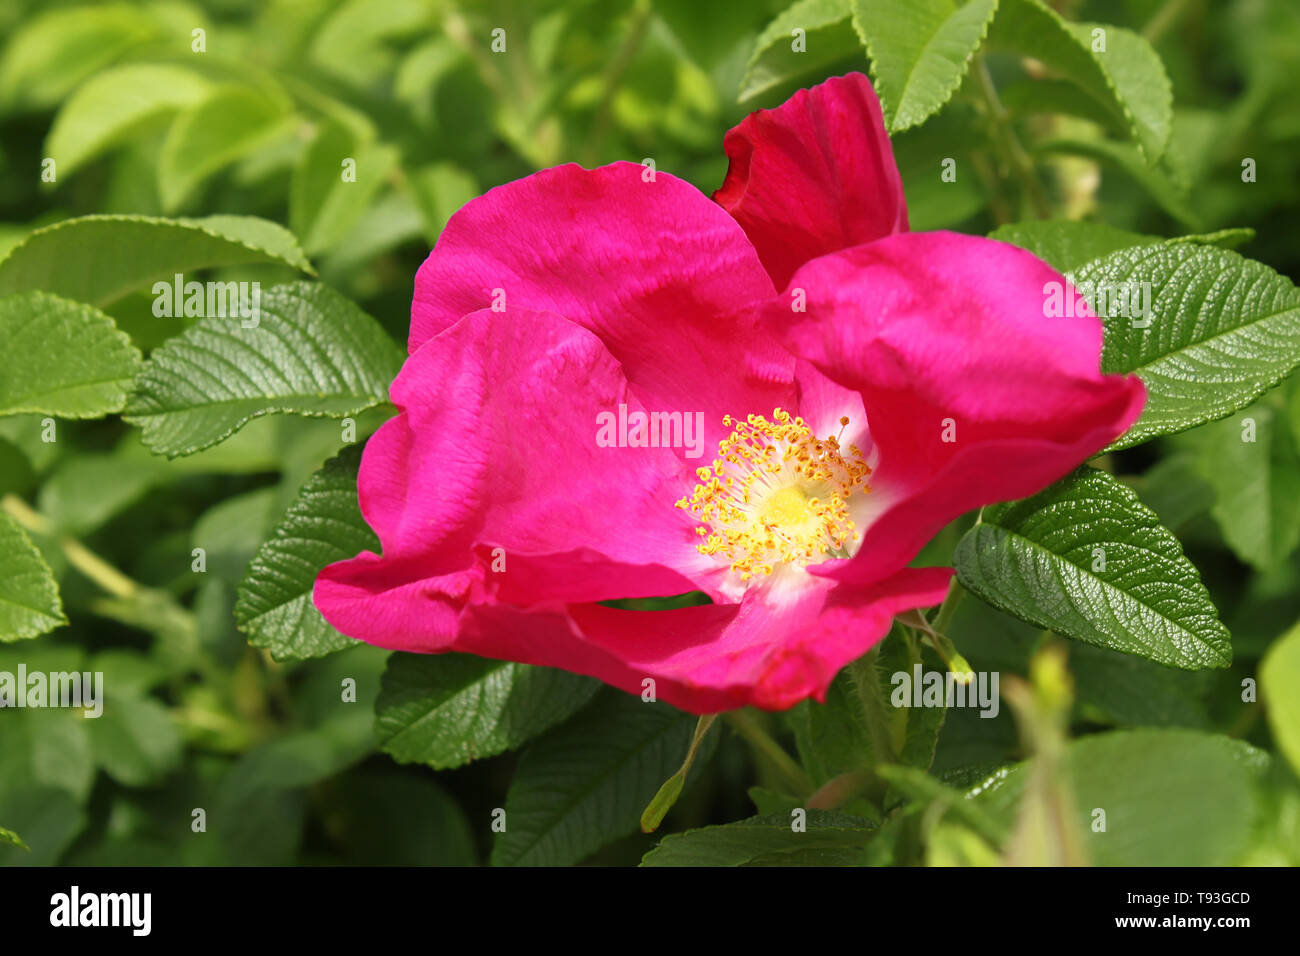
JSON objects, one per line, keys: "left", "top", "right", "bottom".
{"left": 851, "top": 0, "right": 998, "bottom": 132}
{"left": 1262, "top": 620, "right": 1300, "bottom": 779}
{"left": 0, "top": 214, "right": 313, "bottom": 308}
{"left": 123, "top": 282, "right": 401, "bottom": 457}
{"left": 0, "top": 648, "right": 92, "bottom": 798}
{"left": 89, "top": 648, "right": 166, "bottom": 699}
{"left": 201, "top": 647, "right": 385, "bottom": 799}
{"left": 954, "top": 466, "right": 1232, "bottom": 670}
{"left": 787, "top": 634, "right": 947, "bottom": 800}
{"left": 235, "top": 446, "right": 375, "bottom": 661}
{"left": 988, "top": 220, "right": 1255, "bottom": 274}
{"left": 1194, "top": 401, "right": 1300, "bottom": 571}
{"left": 998, "top": 76, "right": 1126, "bottom": 131}
{"left": 36, "top": 453, "right": 164, "bottom": 535}
{"left": 740, "top": 0, "right": 861, "bottom": 104}
{"left": 0, "top": 510, "right": 66, "bottom": 642}
{"left": 891, "top": 109, "right": 987, "bottom": 230}
{"left": 309, "top": 0, "right": 433, "bottom": 88}
{"left": 374, "top": 653, "right": 601, "bottom": 770}
{"left": 192, "top": 487, "right": 281, "bottom": 584}
{"left": 971, "top": 729, "right": 1266, "bottom": 865}
{"left": 641, "top": 811, "right": 874, "bottom": 866}
{"left": 159, "top": 86, "right": 289, "bottom": 211}
{"left": 0, "top": 4, "right": 161, "bottom": 110}
{"left": 0, "top": 291, "right": 141, "bottom": 419}
{"left": 988, "top": 220, "right": 1157, "bottom": 273}
{"left": 988, "top": 0, "right": 1172, "bottom": 161}
{"left": 1069, "top": 641, "right": 1210, "bottom": 729}
{"left": 1132, "top": 453, "right": 1215, "bottom": 532}
{"left": 320, "top": 192, "right": 425, "bottom": 276}
{"left": 748, "top": 786, "right": 803, "bottom": 816}
{"left": 45, "top": 64, "right": 213, "bottom": 179}
{"left": 874, "top": 763, "right": 1006, "bottom": 842}
{"left": 0, "top": 825, "right": 28, "bottom": 852}
{"left": 290, "top": 122, "right": 397, "bottom": 255}
{"left": 491, "top": 692, "right": 712, "bottom": 866}
{"left": 200, "top": 732, "right": 344, "bottom": 866}
{"left": 86, "top": 695, "right": 183, "bottom": 788}
{"left": 407, "top": 162, "right": 480, "bottom": 246}
{"left": 1072, "top": 242, "right": 1300, "bottom": 451}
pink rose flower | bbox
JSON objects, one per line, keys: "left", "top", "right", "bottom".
{"left": 314, "top": 73, "right": 1145, "bottom": 714}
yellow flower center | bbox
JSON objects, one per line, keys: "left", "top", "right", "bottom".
{"left": 675, "top": 408, "right": 872, "bottom": 581}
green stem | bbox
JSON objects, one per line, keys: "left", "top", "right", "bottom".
{"left": 586, "top": 0, "right": 652, "bottom": 165}
{"left": 723, "top": 710, "right": 813, "bottom": 797}
{"left": 1142, "top": 0, "right": 1192, "bottom": 43}
{"left": 931, "top": 576, "right": 966, "bottom": 639}
{"left": 848, "top": 648, "right": 897, "bottom": 764}
{"left": 640, "top": 713, "right": 718, "bottom": 832}
{"left": 806, "top": 771, "right": 875, "bottom": 811}
{"left": 969, "top": 150, "right": 1015, "bottom": 225}
{"left": 4, "top": 493, "right": 138, "bottom": 599}
{"left": 973, "top": 56, "right": 1053, "bottom": 220}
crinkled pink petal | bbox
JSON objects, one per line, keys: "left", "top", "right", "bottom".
{"left": 409, "top": 161, "right": 794, "bottom": 458}
{"left": 763, "top": 231, "right": 1146, "bottom": 585}
{"left": 714, "top": 72, "right": 908, "bottom": 291}
{"left": 336, "top": 565, "right": 951, "bottom": 713}
{"left": 565, "top": 566, "right": 953, "bottom": 712}
{"left": 315, "top": 307, "right": 719, "bottom": 646}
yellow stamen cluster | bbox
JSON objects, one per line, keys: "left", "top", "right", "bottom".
{"left": 675, "top": 409, "right": 872, "bottom": 581}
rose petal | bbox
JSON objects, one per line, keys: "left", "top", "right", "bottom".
{"left": 714, "top": 72, "right": 908, "bottom": 290}
{"left": 316, "top": 307, "right": 717, "bottom": 643}
{"left": 410, "top": 161, "right": 793, "bottom": 457}
{"left": 330, "top": 565, "right": 952, "bottom": 713}
{"left": 765, "top": 231, "right": 1147, "bottom": 584}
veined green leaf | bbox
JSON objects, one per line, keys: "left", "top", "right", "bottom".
{"left": 954, "top": 467, "right": 1231, "bottom": 670}
{"left": 123, "top": 282, "right": 401, "bottom": 457}
{"left": 0, "top": 214, "right": 313, "bottom": 308}
{"left": 235, "top": 446, "right": 375, "bottom": 661}
{"left": 851, "top": 0, "right": 998, "bottom": 132}
{"left": 642, "top": 811, "right": 874, "bottom": 866}
{"left": 492, "top": 692, "right": 712, "bottom": 866}
{"left": 0, "top": 291, "right": 141, "bottom": 419}
{"left": 374, "top": 653, "right": 600, "bottom": 770}
{"left": 0, "top": 510, "right": 66, "bottom": 642}
{"left": 1072, "top": 241, "right": 1300, "bottom": 450}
